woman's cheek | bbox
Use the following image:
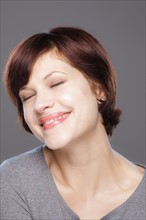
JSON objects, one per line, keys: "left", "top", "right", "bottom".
{"left": 57, "top": 87, "right": 80, "bottom": 106}
{"left": 23, "top": 104, "right": 34, "bottom": 125}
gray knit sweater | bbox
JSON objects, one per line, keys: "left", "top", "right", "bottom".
{"left": 0, "top": 146, "right": 145, "bottom": 220}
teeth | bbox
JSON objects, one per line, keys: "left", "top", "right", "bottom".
{"left": 43, "top": 114, "right": 68, "bottom": 125}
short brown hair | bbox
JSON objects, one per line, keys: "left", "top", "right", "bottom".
{"left": 3, "top": 27, "right": 121, "bottom": 136}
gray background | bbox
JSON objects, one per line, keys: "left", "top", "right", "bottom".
{"left": 0, "top": 0, "right": 145, "bottom": 164}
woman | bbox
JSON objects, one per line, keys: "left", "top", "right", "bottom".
{"left": 1, "top": 27, "right": 145, "bottom": 220}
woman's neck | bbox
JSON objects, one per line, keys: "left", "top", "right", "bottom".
{"left": 43, "top": 123, "right": 144, "bottom": 196}
{"left": 43, "top": 129, "right": 125, "bottom": 194}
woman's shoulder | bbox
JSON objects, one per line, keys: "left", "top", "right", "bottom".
{"left": 134, "top": 163, "right": 146, "bottom": 198}
{"left": 1, "top": 145, "right": 43, "bottom": 165}
{"left": 0, "top": 146, "right": 45, "bottom": 178}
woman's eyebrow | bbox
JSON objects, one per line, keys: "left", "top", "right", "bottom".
{"left": 43, "top": 71, "right": 56, "bottom": 80}
{"left": 43, "top": 71, "right": 66, "bottom": 81}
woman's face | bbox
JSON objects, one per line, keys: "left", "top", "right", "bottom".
{"left": 19, "top": 51, "right": 102, "bottom": 150}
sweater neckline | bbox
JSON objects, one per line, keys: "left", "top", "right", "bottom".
{"left": 39, "top": 145, "right": 145, "bottom": 220}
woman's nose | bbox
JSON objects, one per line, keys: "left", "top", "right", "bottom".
{"left": 34, "top": 93, "right": 55, "bottom": 114}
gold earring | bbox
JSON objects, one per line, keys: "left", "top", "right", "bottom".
{"left": 98, "top": 97, "right": 105, "bottom": 104}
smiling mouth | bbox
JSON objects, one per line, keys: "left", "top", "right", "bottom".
{"left": 40, "top": 112, "right": 71, "bottom": 130}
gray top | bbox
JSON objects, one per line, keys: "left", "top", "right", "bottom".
{"left": 0, "top": 146, "right": 145, "bottom": 220}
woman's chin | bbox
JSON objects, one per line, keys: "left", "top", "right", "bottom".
{"left": 44, "top": 136, "right": 71, "bottom": 151}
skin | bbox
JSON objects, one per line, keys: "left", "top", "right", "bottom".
{"left": 19, "top": 50, "right": 145, "bottom": 219}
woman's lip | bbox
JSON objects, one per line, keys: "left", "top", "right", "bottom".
{"left": 43, "top": 112, "right": 70, "bottom": 130}
{"left": 39, "top": 112, "right": 71, "bottom": 126}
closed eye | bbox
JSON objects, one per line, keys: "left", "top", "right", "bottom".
{"left": 50, "top": 81, "right": 65, "bottom": 88}
{"left": 20, "top": 94, "right": 35, "bottom": 103}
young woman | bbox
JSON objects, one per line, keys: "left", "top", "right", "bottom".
{"left": 1, "top": 27, "right": 145, "bottom": 220}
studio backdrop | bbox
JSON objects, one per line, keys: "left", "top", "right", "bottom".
{"left": 1, "top": 0, "right": 145, "bottom": 164}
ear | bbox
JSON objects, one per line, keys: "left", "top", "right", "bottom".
{"left": 95, "top": 87, "right": 106, "bottom": 104}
